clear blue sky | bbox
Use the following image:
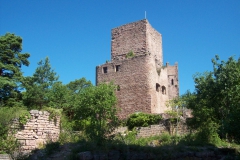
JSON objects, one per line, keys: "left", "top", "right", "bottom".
{"left": 1, "top": 0, "right": 239, "bottom": 95}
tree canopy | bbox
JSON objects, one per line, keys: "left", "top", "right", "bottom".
{"left": 0, "top": 33, "right": 30, "bottom": 106}
{"left": 186, "top": 55, "right": 240, "bottom": 143}
{"left": 23, "top": 57, "right": 59, "bottom": 109}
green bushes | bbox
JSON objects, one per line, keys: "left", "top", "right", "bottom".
{"left": 126, "top": 112, "right": 162, "bottom": 130}
{"left": 0, "top": 107, "right": 29, "bottom": 154}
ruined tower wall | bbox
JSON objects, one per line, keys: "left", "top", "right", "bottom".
{"left": 96, "top": 55, "right": 152, "bottom": 119}
{"left": 146, "top": 55, "right": 169, "bottom": 114}
{"left": 146, "top": 22, "right": 163, "bottom": 66}
{"left": 97, "top": 19, "right": 179, "bottom": 119}
{"left": 111, "top": 20, "right": 147, "bottom": 60}
{"left": 167, "top": 64, "right": 179, "bottom": 100}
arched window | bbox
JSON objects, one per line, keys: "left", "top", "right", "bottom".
{"left": 156, "top": 83, "right": 160, "bottom": 92}
{"left": 162, "top": 86, "right": 166, "bottom": 95}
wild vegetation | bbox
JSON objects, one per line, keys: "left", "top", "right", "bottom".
{"left": 1, "top": 33, "right": 240, "bottom": 159}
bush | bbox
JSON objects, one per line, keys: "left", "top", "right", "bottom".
{"left": 45, "top": 142, "right": 60, "bottom": 155}
{"left": 126, "top": 112, "right": 162, "bottom": 130}
{"left": 0, "top": 107, "right": 29, "bottom": 154}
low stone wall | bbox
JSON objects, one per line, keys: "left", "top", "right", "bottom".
{"left": 12, "top": 110, "right": 60, "bottom": 153}
{"left": 136, "top": 121, "right": 189, "bottom": 138}
{"left": 115, "top": 119, "right": 190, "bottom": 138}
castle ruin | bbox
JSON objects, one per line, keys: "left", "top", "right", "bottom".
{"left": 96, "top": 19, "right": 179, "bottom": 119}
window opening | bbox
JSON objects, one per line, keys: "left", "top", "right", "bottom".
{"left": 171, "top": 79, "right": 174, "bottom": 85}
{"left": 103, "top": 67, "right": 108, "bottom": 73}
{"left": 162, "top": 86, "right": 166, "bottom": 95}
{"left": 156, "top": 83, "right": 160, "bottom": 92}
{"left": 116, "top": 65, "right": 120, "bottom": 72}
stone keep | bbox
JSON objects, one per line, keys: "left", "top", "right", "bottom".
{"left": 96, "top": 19, "right": 179, "bottom": 119}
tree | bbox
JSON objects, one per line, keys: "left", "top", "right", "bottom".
{"left": 23, "top": 57, "right": 59, "bottom": 109}
{"left": 62, "top": 78, "right": 92, "bottom": 120}
{"left": 186, "top": 55, "right": 240, "bottom": 143}
{"left": 166, "top": 95, "right": 187, "bottom": 135}
{"left": 0, "top": 33, "right": 30, "bottom": 106}
{"left": 75, "top": 83, "right": 118, "bottom": 145}
{"left": 48, "top": 82, "right": 68, "bottom": 109}
{"left": 47, "top": 78, "right": 92, "bottom": 119}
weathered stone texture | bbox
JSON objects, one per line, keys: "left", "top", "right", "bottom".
{"left": 97, "top": 19, "right": 179, "bottom": 119}
{"left": 111, "top": 20, "right": 147, "bottom": 60}
{"left": 12, "top": 110, "right": 60, "bottom": 153}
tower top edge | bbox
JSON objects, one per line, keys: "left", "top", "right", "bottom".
{"left": 111, "top": 19, "right": 149, "bottom": 30}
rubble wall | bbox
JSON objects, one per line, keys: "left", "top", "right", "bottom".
{"left": 13, "top": 110, "right": 60, "bottom": 153}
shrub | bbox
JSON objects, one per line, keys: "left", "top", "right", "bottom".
{"left": 126, "top": 51, "right": 135, "bottom": 58}
{"left": 0, "top": 107, "right": 29, "bottom": 154}
{"left": 45, "top": 142, "right": 60, "bottom": 155}
{"left": 126, "top": 112, "right": 162, "bottom": 130}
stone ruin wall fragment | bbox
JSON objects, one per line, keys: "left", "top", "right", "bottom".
{"left": 12, "top": 110, "right": 60, "bottom": 153}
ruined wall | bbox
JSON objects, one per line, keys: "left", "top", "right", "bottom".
{"left": 96, "top": 55, "right": 152, "bottom": 119}
{"left": 136, "top": 122, "right": 189, "bottom": 138}
{"left": 111, "top": 19, "right": 147, "bottom": 61}
{"left": 13, "top": 110, "right": 60, "bottom": 153}
{"left": 146, "top": 21, "right": 163, "bottom": 66}
{"left": 167, "top": 63, "right": 179, "bottom": 100}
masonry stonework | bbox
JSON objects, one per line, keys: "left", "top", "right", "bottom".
{"left": 96, "top": 19, "right": 179, "bottom": 119}
{"left": 12, "top": 110, "right": 60, "bottom": 153}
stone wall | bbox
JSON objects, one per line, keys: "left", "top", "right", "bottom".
{"left": 12, "top": 110, "right": 60, "bottom": 153}
{"left": 115, "top": 117, "right": 190, "bottom": 138}
{"left": 136, "top": 121, "right": 189, "bottom": 138}
{"left": 111, "top": 19, "right": 147, "bottom": 60}
{"left": 96, "top": 55, "right": 153, "bottom": 119}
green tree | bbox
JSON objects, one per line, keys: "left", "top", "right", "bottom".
{"left": 187, "top": 55, "right": 240, "bottom": 143}
{"left": 23, "top": 57, "right": 59, "bottom": 109}
{"left": 47, "top": 78, "right": 92, "bottom": 117}
{"left": 75, "top": 83, "right": 118, "bottom": 145}
{"left": 0, "top": 33, "right": 30, "bottom": 106}
{"left": 64, "top": 78, "right": 92, "bottom": 120}
{"left": 48, "top": 82, "right": 68, "bottom": 109}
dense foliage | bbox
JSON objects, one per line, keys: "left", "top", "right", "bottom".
{"left": 186, "top": 55, "right": 240, "bottom": 143}
{"left": 0, "top": 107, "right": 29, "bottom": 154}
{"left": 23, "top": 57, "right": 59, "bottom": 109}
{"left": 0, "top": 33, "right": 30, "bottom": 106}
{"left": 75, "top": 83, "right": 118, "bottom": 144}
{"left": 126, "top": 112, "right": 162, "bottom": 130}
{"left": 0, "top": 33, "right": 118, "bottom": 153}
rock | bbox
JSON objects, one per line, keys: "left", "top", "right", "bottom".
{"left": 30, "top": 110, "right": 39, "bottom": 114}
{"left": 108, "top": 150, "right": 120, "bottom": 160}
{"left": 77, "top": 151, "right": 93, "bottom": 160}
{"left": 0, "top": 154, "right": 12, "bottom": 160}
{"left": 93, "top": 152, "right": 107, "bottom": 160}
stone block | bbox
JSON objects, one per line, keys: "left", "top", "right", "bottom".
{"left": 43, "top": 111, "right": 50, "bottom": 116}
{"left": 30, "top": 110, "right": 39, "bottom": 114}
{"left": 0, "top": 154, "right": 12, "bottom": 160}
{"left": 26, "top": 140, "right": 36, "bottom": 146}
{"left": 77, "top": 151, "right": 93, "bottom": 160}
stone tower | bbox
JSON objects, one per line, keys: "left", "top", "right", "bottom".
{"left": 96, "top": 19, "right": 179, "bottom": 119}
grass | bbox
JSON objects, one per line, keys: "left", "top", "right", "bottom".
{"left": 28, "top": 130, "right": 240, "bottom": 160}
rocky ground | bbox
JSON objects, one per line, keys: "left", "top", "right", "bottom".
{"left": 25, "top": 143, "right": 238, "bottom": 160}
